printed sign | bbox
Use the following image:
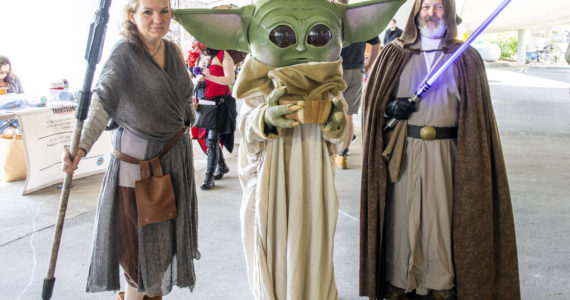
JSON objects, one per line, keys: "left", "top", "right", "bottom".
{"left": 16, "top": 105, "right": 111, "bottom": 194}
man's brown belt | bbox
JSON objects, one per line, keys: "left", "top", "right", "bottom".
{"left": 407, "top": 125, "right": 457, "bottom": 140}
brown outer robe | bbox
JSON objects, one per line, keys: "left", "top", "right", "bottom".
{"left": 359, "top": 0, "right": 521, "bottom": 298}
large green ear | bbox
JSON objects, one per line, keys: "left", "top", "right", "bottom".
{"left": 342, "top": 0, "right": 406, "bottom": 45}
{"left": 173, "top": 5, "right": 254, "bottom": 52}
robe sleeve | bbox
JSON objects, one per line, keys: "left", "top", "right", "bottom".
{"left": 239, "top": 94, "right": 280, "bottom": 154}
{"left": 173, "top": 43, "right": 196, "bottom": 126}
{"left": 92, "top": 57, "right": 125, "bottom": 118}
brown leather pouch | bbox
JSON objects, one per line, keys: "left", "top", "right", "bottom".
{"left": 134, "top": 157, "right": 177, "bottom": 226}
{"left": 114, "top": 127, "right": 187, "bottom": 226}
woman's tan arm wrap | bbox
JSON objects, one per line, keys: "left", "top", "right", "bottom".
{"left": 78, "top": 99, "right": 110, "bottom": 154}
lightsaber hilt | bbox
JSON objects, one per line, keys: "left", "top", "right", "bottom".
{"left": 382, "top": 84, "right": 429, "bottom": 132}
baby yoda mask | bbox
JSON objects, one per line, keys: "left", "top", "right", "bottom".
{"left": 174, "top": 0, "right": 405, "bottom": 67}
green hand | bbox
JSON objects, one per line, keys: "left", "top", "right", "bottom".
{"left": 322, "top": 96, "right": 346, "bottom": 134}
{"left": 264, "top": 87, "right": 301, "bottom": 129}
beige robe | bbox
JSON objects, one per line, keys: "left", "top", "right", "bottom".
{"left": 384, "top": 39, "right": 460, "bottom": 293}
{"left": 236, "top": 58, "right": 347, "bottom": 300}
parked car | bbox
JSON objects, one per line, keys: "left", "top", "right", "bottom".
{"left": 526, "top": 51, "right": 539, "bottom": 64}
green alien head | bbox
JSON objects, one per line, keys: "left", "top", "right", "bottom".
{"left": 174, "top": 0, "right": 405, "bottom": 67}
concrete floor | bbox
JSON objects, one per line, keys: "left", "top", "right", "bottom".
{"left": 0, "top": 64, "right": 569, "bottom": 300}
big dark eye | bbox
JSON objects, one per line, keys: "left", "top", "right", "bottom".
{"left": 307, "top": 24, "right": 332, "bottom": 47}
{"left": 269, "top": 25, "right": 297, "bottom": 48}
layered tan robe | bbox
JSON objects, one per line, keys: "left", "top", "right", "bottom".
{"left": 359, "top": 0, "right": 520, "bottom": 298}
{"left": 235, "top": 57, "right": 348, "bottom": 300}
{"left": 385, "top": 38, "right": 460, "bottom": 293}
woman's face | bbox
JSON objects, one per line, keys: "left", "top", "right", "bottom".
{"left": 130, "top": 0, "right": 171, "bottom": 44}
{"left": 0, "top": 64, "right": 9, "bottom": 80}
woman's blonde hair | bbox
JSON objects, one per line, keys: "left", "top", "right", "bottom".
{"left": 121, "top": 0, "right": 144, "bottom": 49}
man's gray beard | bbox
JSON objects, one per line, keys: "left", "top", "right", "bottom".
{"left": 418, "top": 20, "right": 447, "bottom": 39}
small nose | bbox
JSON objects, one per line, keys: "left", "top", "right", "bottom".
{"left": 153, "top": 12, "right": 162, "bottom": 23}
{"left": 296, "top": 41, "right": 306, "bottom": 53}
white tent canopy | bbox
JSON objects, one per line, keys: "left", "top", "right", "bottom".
{"left": 1, "top": 0, "right": 568, "bottom": 94}
{"left": 459, "top": 0, "right": 570, "bottom": 33}
{"left": 390, "top": 0, "right": 570, "bottom": 34}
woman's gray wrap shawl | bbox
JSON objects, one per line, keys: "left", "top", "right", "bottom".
{"left": 85, "top": 40, "right": 199, "bottom": 297}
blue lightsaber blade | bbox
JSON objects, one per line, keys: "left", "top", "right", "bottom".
{"left": 383, "top": 0, "right": 512, "bottom": 132}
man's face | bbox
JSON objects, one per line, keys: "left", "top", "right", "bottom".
{"left": 417, "top": 0, "right": 446, "bottom": 39}
{"left": 390, "top": 20, "right": 396, "bottom": 30}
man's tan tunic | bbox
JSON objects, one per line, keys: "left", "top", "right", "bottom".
{"left": 385, "top": 39, "right": 460, "bottom": 293}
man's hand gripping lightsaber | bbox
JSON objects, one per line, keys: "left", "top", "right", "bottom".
{"left": 383, "top": 0, "right": 512, "bottom": 132}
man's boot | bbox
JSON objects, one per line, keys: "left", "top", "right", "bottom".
{"left": 200, "top": 139, "right": 218, "bottom": 190}
{"left": 214, "top": 146, "right": 229, "bottom": 180}
{"left": 432, "top": 289, "right": 456, "bottom": 300}
{"left": 386, "top": 284, "right": 406, "bottom": 300}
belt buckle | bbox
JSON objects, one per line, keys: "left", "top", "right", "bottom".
{"left": 419, "top": 126, "right": 436, "bottom": 140}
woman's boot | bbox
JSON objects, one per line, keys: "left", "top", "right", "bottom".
{"left": 200, "top": 139, "right": 218, "bottom": 190}
{"left": 214, "top": 146, "right": 229, "bottom": 180}
{"left": 124, "top": 284, "right": 145, "bottom": 300}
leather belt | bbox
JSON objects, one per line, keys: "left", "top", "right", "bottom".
{"left": 113, "top": 127, "right": 188, "bottom": 164}
{"left": 407, "top": 125, "right": 457, "bottom": 140}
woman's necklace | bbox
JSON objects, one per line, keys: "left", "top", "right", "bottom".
{"left": 149, "top": 40, "right": 163, "bottom": 58}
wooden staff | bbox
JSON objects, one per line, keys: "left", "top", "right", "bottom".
{"left": 42, "top": 1, "right": 112, "bottom": 299}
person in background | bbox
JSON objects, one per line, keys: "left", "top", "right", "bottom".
{"left": 335, "top": 0, "right": 380, "bottom": 168}
{"left": 62, "top": 0, "right": 199, "bottom": 299}
{"left": 359, "top": 0, "right": 520, "bottom": 299}
{"left": 383, "top": 19, "right": 403, "bottom": 46}
{"left": 185, "top": 40, "right": 205, "bottom": 72}
{"left": 195, "top": 47, "right": 236, "bottom": 190}
{"left": 0, "top": 56, "right": 24, "bottom": 94}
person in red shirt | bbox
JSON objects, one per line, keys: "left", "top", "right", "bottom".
{"left": 196, "top": 47, "right": 236, "bottom": 190}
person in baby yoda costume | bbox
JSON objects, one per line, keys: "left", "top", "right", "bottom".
{"left": 174, "top": 0, "right": 403, "bottom": 298}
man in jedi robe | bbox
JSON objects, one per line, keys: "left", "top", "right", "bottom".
{"left": 173, "top": 0, "right": 404, "bottom": 298}
{"left": 359, "top": 0, "right": 521, "bottom": 299}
